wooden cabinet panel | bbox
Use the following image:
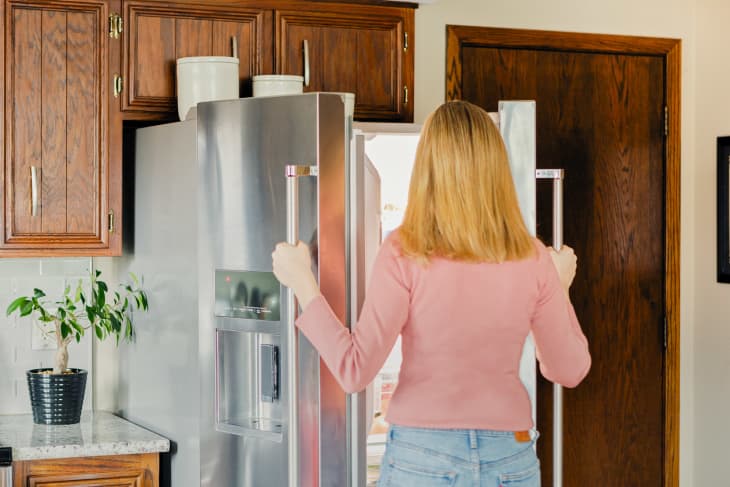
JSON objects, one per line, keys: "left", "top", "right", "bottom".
{"left": 13, "top": 453, "right": 159, "bottom": 487}
{"left": 123, "top": 1, "right": 272, "bottom": 115}
{"left": 276, "top": 5, "right": 414, "bottom": 121}
{"left": 2, "top": 0, "right": 116, "bottom": 255}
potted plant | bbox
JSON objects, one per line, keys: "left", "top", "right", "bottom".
{"left": 5, "top": 270, "right": 148, "bottom": 425}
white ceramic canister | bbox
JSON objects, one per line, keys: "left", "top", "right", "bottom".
{"left": 252, "top": 75, "right": 304, "bottom": 97}
{"left": 176, "top": 56, "right": 240, "bottom": 121}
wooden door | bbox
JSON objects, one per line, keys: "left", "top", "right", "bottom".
{"left": 276, "top": 4, "right": 414, "bottom": 122}
{"left": 447, "top": 27, "right": 681, "bottom": 486}
{"left": 2, "top": 0, "right": 117, "bottom": 255}
{"left": 123, "top": 1, "right": 272, "bottom": 116}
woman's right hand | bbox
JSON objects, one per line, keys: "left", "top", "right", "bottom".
{"left": 549, "top": 245, "right": 577, "bottom": 295}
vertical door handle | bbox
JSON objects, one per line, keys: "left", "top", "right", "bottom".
{"left": 285, "top": 164, "right": 318, "bottom": 487}
{"left": 536, "top": 168, "right": 565, "bottom": 487}
{"left": 30, "top": 166, "right": 39, "bottom": 217}
{"left": 550, "top": 172, "right": 564, "bottom": 487}
{"left": 404, "top": 86, "right": 409, "bottom": 106}
{"left": 303, "top": 40, "right": 310, "bottom": 87}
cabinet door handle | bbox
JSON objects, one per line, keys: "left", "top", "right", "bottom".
{"left": 113, "top": 74, "right": 123, "bottom": 98}
{"left": 404, "top": 86, "right": 409, "bottom": 106}
{"left": 30, "top": 166, "right": 39, "bottom": 217}
{"left": 303, "top": 39, "right": 310, "bottom": 87}
{"left": 109, "top": 13, "right": 122, "bottom": 39}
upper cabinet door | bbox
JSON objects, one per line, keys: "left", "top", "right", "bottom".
{"left": 276, "top": 5, "right": 414, "bottom": 122}
{"left": 123, "top": 1, "right": 272, "bottom": 116}
{"left": 2, "top": 0, "right": 115, "bottom": 255}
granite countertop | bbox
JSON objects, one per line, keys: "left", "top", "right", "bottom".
{"left": 0, "top": 411, "right": 170, "bottom": 461}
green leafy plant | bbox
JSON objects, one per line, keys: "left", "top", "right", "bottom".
{"left": 6, "top": 270, "right": 148, "bottom": 375}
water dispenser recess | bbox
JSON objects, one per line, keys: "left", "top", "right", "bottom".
{"left": 215, "top": 329, "right": 283, "bottom": 441}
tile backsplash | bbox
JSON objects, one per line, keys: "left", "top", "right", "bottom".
{"left": 0, "top": 258, "right": 93, "bottom": 415}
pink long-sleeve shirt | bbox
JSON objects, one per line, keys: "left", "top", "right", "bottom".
{"left": 296, "top": 233, "right": 591, "bottom": 431}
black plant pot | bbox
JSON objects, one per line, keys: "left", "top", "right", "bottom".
{"left": 26, "top": 368, "right": 87, "bottom": 425}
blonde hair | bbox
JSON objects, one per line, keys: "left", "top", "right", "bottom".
{"left": 399, "top": 101, "right": 535, "bottom": 263}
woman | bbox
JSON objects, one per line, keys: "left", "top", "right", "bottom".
{"left": 272, "top": 100, "right": 591, "bottom": 487}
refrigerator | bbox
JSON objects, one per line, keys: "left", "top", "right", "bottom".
{"left": 117, "top": 93, "right": 537, "bottom": 487}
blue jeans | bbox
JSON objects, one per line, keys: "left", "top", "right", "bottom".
{"left": 377, "top": 425, "right": 540, "bottom": 487}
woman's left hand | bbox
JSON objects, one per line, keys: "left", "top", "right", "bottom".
{"left": 272, "top": 242, "right": 321, "bottom": 308}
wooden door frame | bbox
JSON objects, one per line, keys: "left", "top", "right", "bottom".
{"left": 445, "top": 26, "right": 680, "bottom": 487}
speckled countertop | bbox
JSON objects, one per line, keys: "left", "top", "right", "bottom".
{"left": 0, "top": 411, "right": 170, "bottom": 461}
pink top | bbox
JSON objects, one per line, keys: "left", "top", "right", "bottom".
{"left": 296, "top": 233, "right": 591, "bottom": 431}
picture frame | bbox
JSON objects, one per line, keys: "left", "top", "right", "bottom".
{"left": 718, "top": 136, "right": 730, "bottom": 283}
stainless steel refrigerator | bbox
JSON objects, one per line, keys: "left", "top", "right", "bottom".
{"left": 118, "top": 94, "right": 538, "bottom": 487}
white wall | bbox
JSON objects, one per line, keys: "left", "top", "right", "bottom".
{"left": 693, "top": 0, "right": 730, "bottom": 483}
{"left": 413, "top": 1, "right": 697, "bottom": 485}
{"left": 0, "top": 258, "right": 93, "bottom": 415}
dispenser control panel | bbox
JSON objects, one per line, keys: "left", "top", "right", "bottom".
{"left": 215, "top": 270, "right": 280, "bottom": 321}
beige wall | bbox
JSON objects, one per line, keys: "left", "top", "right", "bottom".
{"left": 413, "top": 1, "right": 697, "bottom": 485}
{"left": 693, "top": 0, "right": 730, "bottom": 484}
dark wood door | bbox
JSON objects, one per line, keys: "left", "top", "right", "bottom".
{"left": 276, "top": 4, "right": 414, "bottom": 122}
{"left": 122, "top": 1, "right": 272, "bottom": 116}
{"left": 2, "top": 0, "right": 117, "bottom": 255}
{"left": 449, "top": 28, "right": 678, "bottom": 486}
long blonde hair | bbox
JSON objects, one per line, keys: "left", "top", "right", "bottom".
{"left": 399, "top": 101, "right": 534, "bottom": 263}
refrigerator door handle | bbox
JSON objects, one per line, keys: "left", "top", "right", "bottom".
{"left": 285, "top": 164, "right": 318, "bottom": 487}
{"left": 536, "top": 168, "right": 565, "bottom": 487}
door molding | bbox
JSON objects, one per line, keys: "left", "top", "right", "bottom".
{"left": 445, "top": 25, "right": 681, "bottom": 487}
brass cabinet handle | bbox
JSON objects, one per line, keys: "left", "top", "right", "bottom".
{"left": 113, "top": 74, "right": 123, "bottom": 98}
{"left": 109, "top": 13, "right": 122, "bottom": 39}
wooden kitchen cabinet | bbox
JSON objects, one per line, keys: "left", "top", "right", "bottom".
{"left": 13, "top": 453, "right": 159, "bottom": 487}
{"left": 1, "top": 0, "right": 120, "bottom": 256}
{"left": 122, "top": 0, "right": 414, "bottom": 122}
{"left": 276, "top": 4, "right": 414, "bottom": 121}
{"left": 122, "top": 1, "right": 272, "bottom": 116}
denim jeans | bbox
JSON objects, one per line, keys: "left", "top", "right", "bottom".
{"left": 377, "top": 425, "right": 540, "bottom": 487}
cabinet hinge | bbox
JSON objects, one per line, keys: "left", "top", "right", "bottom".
{"left": 664, "top": 105, "right": 669, "bottom": 136}
{"left": 404, "top": 32, "right": 408, "bottom": 52}
{"left": 108, "top": 210, "right": 115, "bottom": 234}
{"left": 113, "top": 74, "right": 123, "bottom": 98}
{"left": 109, "top": 13, "right": 123, "bottom": 39}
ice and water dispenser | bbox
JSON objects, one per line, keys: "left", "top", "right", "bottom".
{"left": 213, "top": 270, "right": 284, "bottom": 441}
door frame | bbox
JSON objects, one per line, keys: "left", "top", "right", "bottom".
{"left": 445, "top": 25, "right": 681, "bottom": 487}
